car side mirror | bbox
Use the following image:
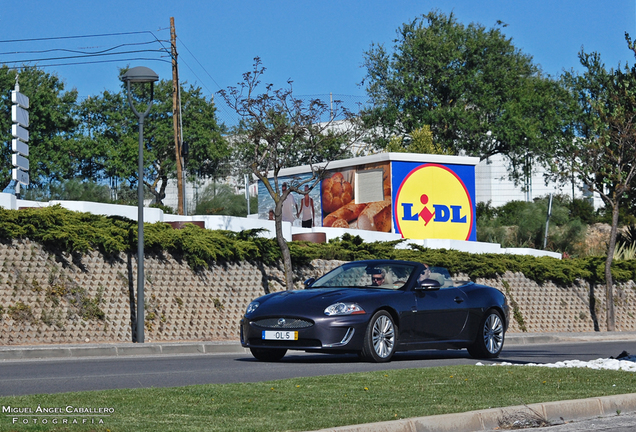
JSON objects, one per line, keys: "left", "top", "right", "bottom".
{"left": 304, "top": 277, "right": 316, "bottom": 288}
{"left": 416, "top": 279, "right": 441, "bottom": 291}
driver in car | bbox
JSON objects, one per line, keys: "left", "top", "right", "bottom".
{"left": 371, "top": 269, "right": 387, "bottom": 286}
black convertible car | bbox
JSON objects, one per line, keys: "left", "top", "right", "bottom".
{"left": 240, "top": 259, "right": 509, "bottom": 362}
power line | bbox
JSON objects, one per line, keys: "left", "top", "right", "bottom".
{"left": 0, "top": 40, "right": 161, "bottom": 57}
{"left": 2, "top": 48, "right": 167, "bottom": 65}
{"left": 0, "top": 30, "right": 174, "bottom": 65}
{"left": 0, "top": 31, "right": 156, "bottom": 44}
{"left": 174, "top": 36, "right": 238, "bottom": 125}
{"left": 177, "top": 37, "right": 223, "bottom": 91}
{"left": 16, "top": 57, "right": 171, "bottom": 69}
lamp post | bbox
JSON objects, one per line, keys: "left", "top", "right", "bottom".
{"left": 120, "top": 66, "right": 159, "bottom": 343}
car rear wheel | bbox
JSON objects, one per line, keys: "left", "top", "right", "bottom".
{"left": 467, "top": 309, "right": 505, "bottom": 359}
{"left": 250, "top": 347, "right": 287, "bottom": 362}
{"left": 361, "top": 310, "right": 397, "bottom": 362}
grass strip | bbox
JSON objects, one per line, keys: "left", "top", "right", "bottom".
{"left": 1, "top": 365, "right": 635, "bottom": 432}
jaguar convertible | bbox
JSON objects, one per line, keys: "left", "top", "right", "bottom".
{"left": 240, "top": 259, "right": 509, "bottom": 362}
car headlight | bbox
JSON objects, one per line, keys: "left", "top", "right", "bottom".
{"left": 246, "top": 301, "right": 259, "bottom": 315}
{"left": 324, "top": 302, "right": 365, "bottom": 316}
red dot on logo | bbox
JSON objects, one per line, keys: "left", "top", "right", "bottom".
{"left": 420, "top": 194, "right": 429, "bottom": 205}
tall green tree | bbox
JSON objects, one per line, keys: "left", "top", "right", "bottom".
{"left": 218, "top": 57, "right": 362, "bottom": 290}
{"left": 74, "top": 76, "right": 229, "bottom": 205}
{"left": 74, "top": 91, "right": 132, "bottom": 184}
{"left": 0, "top": 66, "right": 78, "bottom": 190}
{"left": 134, "top": 79, "right": 229, "bottom": 205}
{"left": 361, "top": 11, "right": 574, "bottom": 182}
{"left": 556, "top": 36, "right": 636, "bottom": 331}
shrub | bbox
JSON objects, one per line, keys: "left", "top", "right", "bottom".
{"left": 151, "top": 203, "right": 175, "bottom": 215}
{"left": 618, "top": 224, "right": 636, "bottom": 246}
{"left": 477, "top": 195, "right": 591, "bottom": 256}
{"left": 194, "top": 183, "right": 258, "bottom": 217}
{"left": 24, "top": 179, "right": 112, "bottom": 203}
{"left": 0, "top": 206, "right": 633, "bottom": 288}
{"left": 568, "top": 198, "right": 597, "bottom": 225}
{"left": 8, "top": 302, "right": 34, "bottom": 323}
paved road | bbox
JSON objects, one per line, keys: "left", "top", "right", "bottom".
{"left": 1, "top": 339, "right": 635, "bottom": 397}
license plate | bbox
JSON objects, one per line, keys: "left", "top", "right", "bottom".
{"left": 262, "top": 330, "right": 298, "bottom": 341}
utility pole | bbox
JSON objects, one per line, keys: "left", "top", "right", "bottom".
{"left": 171, "top": 17, "right": 184, "bottom": 215}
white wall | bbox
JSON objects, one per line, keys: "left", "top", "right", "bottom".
{"left": 475, "top": 154, "right": 603, "bottom": 209}
{"left": 49, "top": 200, "right": 164, "bottom": 222}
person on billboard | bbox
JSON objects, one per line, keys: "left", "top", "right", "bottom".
{"left": 281, "top": 182, "right": 297, "bottom": 223}
{"left": 297, "top": 185, "right": 315, "bottom": 228}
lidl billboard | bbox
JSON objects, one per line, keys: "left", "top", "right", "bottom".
{"left": 257, "top": 153, "right": 479, "bottom": 241}
{"left": 392, "top": 162, "right": 476, "bottom": 241}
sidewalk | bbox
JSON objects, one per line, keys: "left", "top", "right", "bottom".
{"left": 1, "top": 331, "right": 635, "bottom": 361}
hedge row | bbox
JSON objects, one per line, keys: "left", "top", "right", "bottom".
{"left": 2, "top": 205, "right": 635, "bottom": 287}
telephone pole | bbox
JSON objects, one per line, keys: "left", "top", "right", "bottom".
{"left": 171, "top": 17, "right": 184, "bottom": 215}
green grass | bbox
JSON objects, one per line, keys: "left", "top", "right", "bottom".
{"left": 1, "top": 365, "right": 635, "bottom": 432}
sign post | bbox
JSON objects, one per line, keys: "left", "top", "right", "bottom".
{"left": 11, "top": 77, "right": 29, "bottom": 198}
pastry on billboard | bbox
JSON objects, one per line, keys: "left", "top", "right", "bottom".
{"left": 323, "top": 202, "right": 367, "bottom": 227}
{"left": 331, "top": 218, "right": 349, "bottom": 228}
{"left": 357, "top": 200, "right": 392, "bottom": 232}
{"left": 321, "top": 172, "right": 353, "bottom": 214}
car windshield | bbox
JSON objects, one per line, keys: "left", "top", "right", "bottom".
{"left": 311, "top": 262, "right": 418, "bottom": 289}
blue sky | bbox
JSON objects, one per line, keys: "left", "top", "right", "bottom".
{"left": 2, "top": 1, "right": 635, "bottom": 125}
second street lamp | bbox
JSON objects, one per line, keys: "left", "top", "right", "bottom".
{"left": 120, "top": 66, "right": 159, "bottom": 344}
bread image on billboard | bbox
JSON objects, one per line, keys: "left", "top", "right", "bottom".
{"left": 321, "top": 171, "right": 353, "bottom": 214}
{"left": 321, "top": 164, "right": 392, "bottom": 232}
{"left": 357, "top": 199, "right": 392, "bottom": 231}
{"left": 323, "top": 202, "right": 367, "bottom": 227}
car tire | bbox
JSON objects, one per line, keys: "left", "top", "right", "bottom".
{"left": 250, "top": 348, "right": 287, "bottom": 362}
{"left": 361, "top": 310, "right": 397, "bottom": 362}
{"left": 467, "top": 309, "right": 505, "bottom": 359}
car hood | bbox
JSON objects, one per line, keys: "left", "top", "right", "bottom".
{"left": 247, "top": 288, "right": 391, "bottom": 317}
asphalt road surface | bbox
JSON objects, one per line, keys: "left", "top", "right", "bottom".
{"left": 1, "top": 340, "right": 635, "bottom": 397}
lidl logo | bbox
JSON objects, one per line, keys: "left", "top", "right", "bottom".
{"left": 394, "top": 164, "right": 473, "bottom": 240}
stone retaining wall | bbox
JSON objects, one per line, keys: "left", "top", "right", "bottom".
{"left": 0, "top": 240, "right": 634, "bottom": 345}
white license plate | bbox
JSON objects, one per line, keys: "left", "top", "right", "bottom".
{"left": 262, "top": 330, "right": 298, "bottom": 341}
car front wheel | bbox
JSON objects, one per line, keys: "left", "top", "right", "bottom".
{"left": 468, "top": 309, "right": 505, "bottom": 359}
{"left": 250, "top": 347, "right": 287, "bottom": 362}
{"left": 361, "top": 310, "right": 397, "bottom": 362}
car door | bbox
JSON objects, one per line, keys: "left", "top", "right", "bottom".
{"left": 413, "top": 286, "right": 469, "bottom": 341}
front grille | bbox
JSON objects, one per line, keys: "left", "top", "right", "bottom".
{"left": 252, "top": 317, "right": 314, "bottom": 329}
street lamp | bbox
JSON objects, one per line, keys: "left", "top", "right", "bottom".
{"left": 120, "top": 66, "right": 159, "bottom": 343}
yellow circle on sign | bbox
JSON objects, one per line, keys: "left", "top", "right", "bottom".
{"left": 395, "top": 164, "right": 473, "bottom": 240}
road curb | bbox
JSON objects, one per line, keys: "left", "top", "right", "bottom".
{"left": 507, "top": 331, "right": 636, "bottom": 345}
{"left": 0, "top": 332, "right": 635, "bottom": 360}
{"left": 311, "top": 393, "right": 636, "bottom": 432}
{"left": 0, "top": 342, "right": 248, "bottom": 360}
